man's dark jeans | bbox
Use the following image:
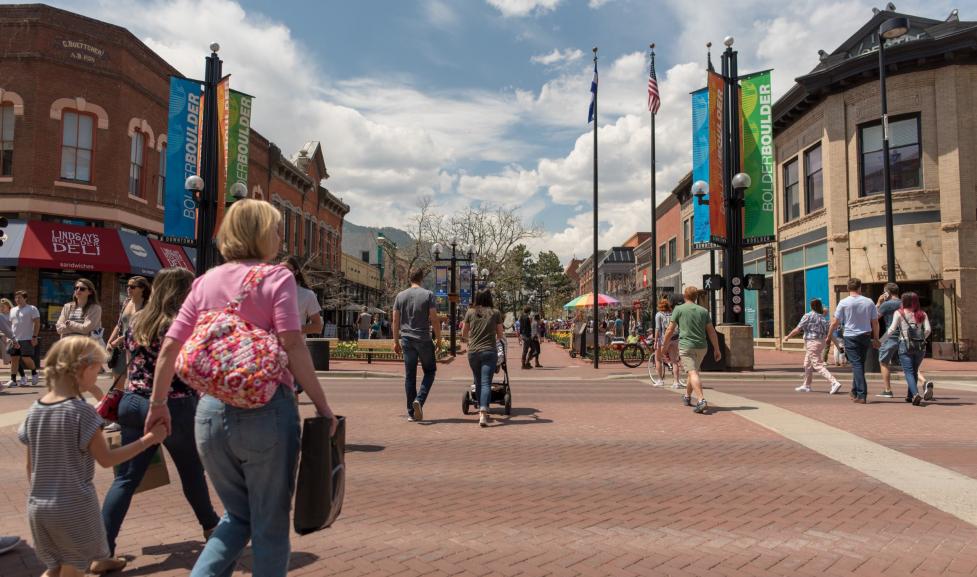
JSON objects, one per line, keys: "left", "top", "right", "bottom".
{"left": 844, "top": 333, "right": 872, "bottom": 400}
{"left": 102, "top": 393, "right": 219, "bottom": 555}
{"left": 403, "top": 338, "right": 436, "bottom": 417}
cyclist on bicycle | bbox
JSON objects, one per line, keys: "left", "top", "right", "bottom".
{"left": 652, "top": 296, "right": 682, "bottom": 388}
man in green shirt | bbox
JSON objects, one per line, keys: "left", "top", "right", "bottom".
{"left": 663, "top": 286, "right": 721, "bottom": 413}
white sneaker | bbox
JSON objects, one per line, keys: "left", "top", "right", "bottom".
{"left": 829, "top": 381, "right": 842, "bottom": 395}
{"left": 4, "top": 379, "right": 17, "bottom": 389}
{"left": 17, "top": 377, "right": 26, "bottom": 387}
{"left": 650, "top": 376, "right": 664, "bottom": 387}
{"left": 671, "top": 382, "right": 683, "bottom": 389}
{"left": 795, "top": 384, "right": 812, "bottom": 392}
{"left": 31, "top": 373, "right": 39, "bottom": 386}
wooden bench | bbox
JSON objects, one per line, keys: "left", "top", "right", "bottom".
{"left": 357, "top": 339, "right": 397, "bottom": 363}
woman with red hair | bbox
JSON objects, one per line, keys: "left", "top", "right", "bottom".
{"left": 882, "top": 291, "right": 932, "bottom": 405}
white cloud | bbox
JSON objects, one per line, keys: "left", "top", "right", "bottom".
{"left": 588, "top": 0, "right": 613, "bottom": 7}
{"left": 457, "top": 166, "right": 541, "bottom": 205}
{"left": 530, "top": 48, "right": 584, "bottom": 66}
{"left": 485, "top": 0, "right": 562, "bottom": 17}
{"left": 425, "top": 0, "right": 459, "bottom": 28}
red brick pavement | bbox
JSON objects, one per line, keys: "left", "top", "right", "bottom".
{"left": 3, "top": 372, "right": 977, "bottom": 576}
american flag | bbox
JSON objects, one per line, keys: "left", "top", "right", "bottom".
{"left": 647, "top": 52, "right": 661, "bottom": 115}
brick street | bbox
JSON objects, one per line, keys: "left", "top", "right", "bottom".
{"left": 2, "top": 339, "right": 977, "bottom": 576}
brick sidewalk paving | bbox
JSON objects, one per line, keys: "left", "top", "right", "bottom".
{"left": 4, "top": 372, "right": 977, "bottom": 576}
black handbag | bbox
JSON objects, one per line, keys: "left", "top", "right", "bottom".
{"left": 293, "top": 415, "right": 346, "bottom": 535}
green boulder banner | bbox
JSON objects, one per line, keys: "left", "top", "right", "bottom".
{"left": 740, "top": 70, "right": 774, "bottom": 246}
{"left": 225, "top": 89, "right": 254, "bottom": 202}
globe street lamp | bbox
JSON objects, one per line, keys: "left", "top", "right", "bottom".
{"left": 431, "top": 239, "right": 474, "bottom": 355}
{"left": 878, "top": 16, "right": 909, "bottom": 283}
{"left": 691, "top": 179, "right": 718, "bottom": 324}
{"left": 185, "top": 175, "right": 206, "bottom": 276}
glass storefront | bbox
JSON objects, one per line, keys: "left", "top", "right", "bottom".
{"left": 0, "top": 270, "right": 15, "bottom": 301}
{"left": 781, "top": 242, "right": 829, "bottom": 334}
{"left": 743, "top": 261, "right": 774, "bottom": 338}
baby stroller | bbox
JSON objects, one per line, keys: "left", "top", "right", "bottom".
{"left": 462, "top": 339, "right": 511, "bottom": 416}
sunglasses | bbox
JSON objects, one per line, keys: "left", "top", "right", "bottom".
{"left": 74, "top": 286, "right": 89, "bottom": 292}
{"left": 126, "top": 284, "right": 143, "bottom": 289}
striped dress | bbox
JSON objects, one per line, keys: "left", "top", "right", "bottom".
{"left": 18, "top": 398, "right": 109, "bottom": 570}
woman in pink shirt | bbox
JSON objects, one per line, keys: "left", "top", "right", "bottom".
{"left": 145, "top": 199, "right": 338, "bottom": 577}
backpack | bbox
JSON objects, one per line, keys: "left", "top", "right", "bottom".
{"left": 900, "top": 311, "right": 927, "bottom": 355}
{"left": 175, "top": 264, "right": 289, "bottom": 409}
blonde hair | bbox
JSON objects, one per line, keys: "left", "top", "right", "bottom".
{"left": 132, "top": 267, "right": 194, "bottom": 347}
{"left": 43, "top": 336, "right": 107, "bottom": 394}
{"left": 0, "top": 298, "right": 12, "bottom": 311}
{"left": 216, "top": 199, "right": 282, "bottom": 261}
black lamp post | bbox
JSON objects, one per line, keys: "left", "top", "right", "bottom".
{"left": 878, "top": 16, "right": 909, "bottom": 283}
{"left": 432, "top": 240, "right": 473, "bottom": 356}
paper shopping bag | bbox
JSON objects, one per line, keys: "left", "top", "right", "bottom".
{"left": 293, "top": 415, "right": 346, "bottom": 535}
{"left": 107, "top": 431, "right": 171, "bottom": 494}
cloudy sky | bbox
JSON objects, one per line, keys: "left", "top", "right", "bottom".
{"left": 50, "top": 0, "right": 956, "bottom": 262}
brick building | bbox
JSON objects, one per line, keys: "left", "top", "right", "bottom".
{"left": 0, "top": 4, "right": 347, "bottom": 345}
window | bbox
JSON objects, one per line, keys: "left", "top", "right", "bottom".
{"left": 859, "top": 115, "right": 921, "bottom": 196}
{"left": 361, "top": 250, "right": 370, "bottom": 263}
{"left": 156, "top": 144, "right": 167, "bottom": 206}
{"left": 0, "top": 104, "right": 13, "bottom": 176}
{"left": 805, "top": 144, "right": 823, "bottom": 212}
{"left": 61, "top": 111, "right": 95, "bottom": 182}
{"left": 668, "top": 238, "right": 677, "bottom": 264}
{"left": 783, "top": 159, "right": 800, "bottom": 222}
{"left": 320, "top": 226, "right": 327, "bottom": 265}
{"left": 128, "top": 130, "right": 146, "bottom": 197}
{"left": 658, "top": 244, "right": 667, "bottom": 267}
{"left": 305, "top": 217, "right": 313, "bottom": 257}
{"left": 282, "top": 209, "right": 291, "bottom": 251}
{"left": 293, "top": 211, "right": 301, "bottom": 253}
{"left": 683, "top": 218, "right": 691, "bottom": 257}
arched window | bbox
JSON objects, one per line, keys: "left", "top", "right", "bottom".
{"left": 128, "top": 129, "right": 147, "bottom": 198}
{"left": 0, "top": 103, "right": 13, "bottom": 176}
{"left": 157, "top": 143, "right": 167, "bottom": 207}
{"left": 61, "top": 111, "right": 95, "bottom": 182}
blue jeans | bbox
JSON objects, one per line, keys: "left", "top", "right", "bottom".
{"left": 191, "top": 386, "right": 300, "bottom": 577}
{"left": 468, "top": 350, "right": 497, "bottom": 411}
{"left": 358, "top": 329, "right": 369, "bottom": 339}
{"left": 898, "top": 345, "right": 925, "bottom": 397}
{"left": 402, "top": 338, "right": 436, "bottom": 417}
{"left": 844, "top": 333, "right": 872, "bottom": 399}
{"left": 101, "top": 393, "right": 219, "bottom": 556}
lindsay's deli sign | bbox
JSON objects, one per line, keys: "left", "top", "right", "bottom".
{"left": 19, "top": 221, "right": 130, "bottom": 273}
{"left": 51, "top": 230, "right": 102, "bottom": 256}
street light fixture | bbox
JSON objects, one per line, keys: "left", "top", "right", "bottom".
{"left": 878, "top": 16, "right": 908, "bottom": 283}
{"left": 229, "top": 181, "right": 248, "bottom": 201}
{"left": 692, "top": 180, "right": 709, "bottom": 206}
{"left": 731, "top": 172, "right": 751, "bottom": 196}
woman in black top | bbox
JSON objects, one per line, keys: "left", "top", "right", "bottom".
{"left": 462, "top": 290, "right": 504, "bottom": 427}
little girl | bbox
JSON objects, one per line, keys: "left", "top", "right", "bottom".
{"left": 18, "top": 335, "right": 166, "bottom": 577}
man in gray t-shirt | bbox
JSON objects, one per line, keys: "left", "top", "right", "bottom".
{"left": 393, "top": 269, "right": 442, "bottom": 422}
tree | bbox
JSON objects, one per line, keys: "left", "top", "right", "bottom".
{"left": 536, "top": 250, "right": 574, "bottom": 318}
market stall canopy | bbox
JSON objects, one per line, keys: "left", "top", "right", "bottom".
{"left": 0, "top": 220, "right": 27, "bottom": 267}
{"left": 563, "top": 292, "right": 619, "bottom": 308}
{"left": 118, "top": 230, "right": 162, "bottom": 277}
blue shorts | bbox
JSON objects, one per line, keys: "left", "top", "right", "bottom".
{"left": 878, "top": 336, "right": 899, "bottom": 364}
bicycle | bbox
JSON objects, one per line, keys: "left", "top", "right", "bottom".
{"left": 619, "top": 334, "right": 686, "bottom": 387}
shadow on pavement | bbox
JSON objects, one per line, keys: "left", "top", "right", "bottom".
{"left": 129, "top": 540, "right": 204, "bottom": 575}
{"left": 346, "top": 444, "right": 385, "bottom": 453}
{"left": 704, "top": 405, "right": 759, "bottom": 414}
{"left": 420, "top": 407, "right": 553, "bottom": 426}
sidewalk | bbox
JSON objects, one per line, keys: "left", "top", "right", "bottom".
{"left": 322, "top": 337, "right": 977, "bottom": 382}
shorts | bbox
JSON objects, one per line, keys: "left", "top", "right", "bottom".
{"left": 878, "top": 336, "right": 899, "bottom": 365}
{"left": 8, "top": 340, "right": 34, "bottom": 357}
{"left": 679, "top": 348, "right": 707, "bottom": 374}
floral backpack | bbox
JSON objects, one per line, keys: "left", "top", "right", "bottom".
{"left": 175, "top": 264, "right": 289, "bottom": 408}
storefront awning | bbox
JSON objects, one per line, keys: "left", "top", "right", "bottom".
{"left": 149, "top": 239, "right": 194, "bottom": 272}
{"left": 0, "top": 220, "right": 28, "bottom": 267}
{"left": 20, "top": 221, "right": 130, "bottom": 273}
{"left": 118, "top": 230, "right": 163, "bottom": 277}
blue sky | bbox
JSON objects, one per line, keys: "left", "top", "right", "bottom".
{"left": 43, "top": 0, "right": 957, "bottom": 262}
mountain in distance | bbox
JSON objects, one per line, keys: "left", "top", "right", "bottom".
{"left": 342, "top": 220, "right": 414, "bottom": 264}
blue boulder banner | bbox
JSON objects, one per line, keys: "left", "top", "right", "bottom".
{"left": 691, "top": 88, "right": 712, "bottom": 248}
{"left": 164, "top": 77, "right": 203, "bottom": 242}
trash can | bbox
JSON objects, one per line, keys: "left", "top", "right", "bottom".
{"left": 307, "top": 338, "right": 331, "bottom": 371}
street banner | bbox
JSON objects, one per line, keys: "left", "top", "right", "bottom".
{"left": 214, "top": 76, "right": 230, "bottom": 233}
{"left": 740, "top": 70, "right": 775, "bottom": 245}
{"left": 164, "top": 77, "right": 203, "bottom": 242}
{"left": 691, "top": 88, "right": 712, "bottom": 248}
{"left": 226, "top": 89, "right": 253, "bottom": 203}
{"left": 459, "top": 265, "right": 472, "bottom": 306}
{"left": 707, "top": 71, "right": 726, "bottom": 246}
{"left": 434, "top": 266, "right": 448, "bottom": 297}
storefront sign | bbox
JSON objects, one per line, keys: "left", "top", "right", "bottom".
{"left": 58, "top": 40, "right": 107, "bottom": 65}
{"left": 149, "top": 239, "right": 194, "bottom": 272}
{"left": 707, "top": 71, "right": 727, "bottom": 246}
{"left": 765, "top": 246, "right": 776, "bottom": 271}
{"left": 118, "top": 230, "right": 163, "bottom": 277}
{"left": 164, "top": 77, "right": 203, "bottom": 242}
{"left": 691, "top": 88, "right": 712, "bottom": 248}
{"left": 20, "top": 221, "right": 129, "bottom": 273}
{"left": 740, "top": 71, "right": 775, "bottom": 245}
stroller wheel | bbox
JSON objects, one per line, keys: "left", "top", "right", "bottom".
{"left": 503, "top": 392, "right": 512, "bottom": 416}
{"left": 461, "top": 393, "right": 472, "bottom": 415}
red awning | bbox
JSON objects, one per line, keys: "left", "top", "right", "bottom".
{"left": 149, "top": 239, "right": 194, "bottom": 271}
{"left": 19, "top": 221, "right": 130, "bottom": 273}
